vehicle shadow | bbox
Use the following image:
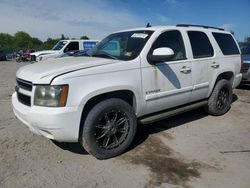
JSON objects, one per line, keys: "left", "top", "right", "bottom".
{"left": 232, "top": 93, "right": 238, "bottom": 103}
{"left": 52, "top": 108, "right": 207, "bottom": 156}
{"left": 129, "top": 94, "right": 239, "bottom": 152}
{"left": 129, "top": 108, "right": 208, "bottom": 151}
{"left": 237, "top": 84, "right": 250, "bottom": 90}
{"left": 52, "top": 141, "right": 88, "bottom": 155}
{"left": 52, "top": 94, "right": 239, "bottom": 156}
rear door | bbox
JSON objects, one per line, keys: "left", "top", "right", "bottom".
{"left": 187, "top": 31, "right": 215, "bottom": 102}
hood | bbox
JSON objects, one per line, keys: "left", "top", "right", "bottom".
{"left": 16, "top": 57, "right": 117, "bottom": 84}
{"left": 30, "top": 50, "right": 58, "bottom": 56}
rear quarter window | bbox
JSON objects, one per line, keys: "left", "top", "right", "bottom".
{"left": 212, "top": 33, "right": 240, "bottom": 55}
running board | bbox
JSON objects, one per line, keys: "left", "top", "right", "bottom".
{"left": 139, "top": 100, "right": 208, "bottom": 124}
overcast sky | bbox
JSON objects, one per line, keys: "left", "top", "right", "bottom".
{"left": 0, "top": 0, "right": 249, "bottom": 41}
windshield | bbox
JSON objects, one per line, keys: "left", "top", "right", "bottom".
{"left": 52, "top": 41, "right": 68, "bottom": 51}
{"left": 87, "top": 30, "right": 154, "bottom": 60}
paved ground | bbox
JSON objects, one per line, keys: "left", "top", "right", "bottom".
{"left": 0, "top": 60, "right": 250, "bottom": 188}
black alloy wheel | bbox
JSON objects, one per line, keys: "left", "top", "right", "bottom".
{"left": 81, "top": 98, "right": 137, "bottom": 159}
{"left": 216, "top": 87, "right": 229, "bottom": 110}
{"left": 95, "top": 110, "right": 130, "bottom": 150}
{"left": 206, "top": 79, "right": 232, "bottom": 116}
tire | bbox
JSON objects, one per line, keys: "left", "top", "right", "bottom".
{"left": 81, "top": 98, "right": 137, "bottom": 159}
{"left": 205, "top": 79, "right": 232, "bottom": 116}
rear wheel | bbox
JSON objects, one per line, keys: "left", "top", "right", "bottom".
{"left": 205, "top": 79, "right": 232, "bottom": 116}
{"left": 81, "top": 98, "right": 137, "bottom": 159}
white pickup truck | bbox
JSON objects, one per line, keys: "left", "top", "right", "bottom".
{"left": 30, "top": 39, "right": 99, "bottom": 62}
{"left": 12, "top": 24, "right": 242, "bottom": 159}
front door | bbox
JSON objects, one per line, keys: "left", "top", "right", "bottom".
{"left": 141, "top": 30, "right": 192, "bottom": 114}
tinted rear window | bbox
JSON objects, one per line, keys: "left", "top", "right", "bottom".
{"left": 240, "top": 42, "right": 250, "bottom": 55}
{"left": 212, "top": 33, "right": 240, "bottom": 55}
{"left": 188, "top": 31, "right": 214, "bottom": 59}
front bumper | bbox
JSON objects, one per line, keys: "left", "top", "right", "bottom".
{"left": 12, "top": 92, "right": 82, "bottom": 142}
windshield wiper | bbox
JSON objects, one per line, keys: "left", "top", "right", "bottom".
{"left": 81, "top": 53, "right": 90, "bottom": 57}
{"left": 92, "top": 53, "right": 117, "bottom": 60}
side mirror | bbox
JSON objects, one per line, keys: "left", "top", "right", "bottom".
{"left": 148, "top": 47, "right": 174, "bottom": 63}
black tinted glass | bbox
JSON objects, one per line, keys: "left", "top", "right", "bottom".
{"left": 151, "top": 30, "right": 186, "bottom": 60}
{"left": 212, "top": 33, "right": 240, "bottom": 55}
{"left": 67, "top": 42, "right": 79, "bottom": 51}
{"left": 188, "top": 31, "right": 214, "bottom": 59}
{"left": 241, "top": 43, "right": 250, "bottom": 55}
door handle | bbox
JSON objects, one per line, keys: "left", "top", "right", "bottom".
{"left": 180, "top": 66, "right": 191, "bottom": 74}
{"left": 211, "top": 62, "right": 220, "bottom": 68}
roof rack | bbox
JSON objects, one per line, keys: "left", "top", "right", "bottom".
{"left": 176, "top": 24, "right": 224, "bottom": 31}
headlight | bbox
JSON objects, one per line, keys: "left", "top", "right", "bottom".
{"left": 34, "top": 85, "right": 68, "bottom": 107}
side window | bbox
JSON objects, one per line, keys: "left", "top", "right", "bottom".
{"left": 64, "top": 42, "right": 79, "bottom": 52}
{"left": 212, "top": 33, "right": 240, "bottom": 55}
{"left": 151, "top": 30, "right": 186, "bottom": 61}
{"left": 188, "top": 31, "right": 214, "bottom": 59}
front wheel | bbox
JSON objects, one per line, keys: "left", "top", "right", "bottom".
{"left": 205, "top": 79, "right": 232, "bottom": 116}
{"left": 81, "top": 98, "right": 137, "bottom": 159}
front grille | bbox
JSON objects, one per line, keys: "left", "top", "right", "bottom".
{"left": 31, "top": 55, "right": 36, "bottom": 61}
{"left": 16, "top": 78, "right": 33, "bottom": 91}
{"left": 17, "top": 92, "right": 31, "bottom": 106}
{"left": 16, "top": 78, "right": 32, "bottom": 106}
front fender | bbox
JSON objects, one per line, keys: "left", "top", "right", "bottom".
{"left": 79, "top": 85, "right": 141, "bottom": 115}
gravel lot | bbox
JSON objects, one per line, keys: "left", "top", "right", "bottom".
{"left": 0, "top": 60, "right": 250, "bottom": 188}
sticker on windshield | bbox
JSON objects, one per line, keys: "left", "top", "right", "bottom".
{"left": 131, "top": 33, "right": 148, "bottom": 39}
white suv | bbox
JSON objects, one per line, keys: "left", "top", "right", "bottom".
{"left": 12, "top": 24, "right": 242, "bottom": 159}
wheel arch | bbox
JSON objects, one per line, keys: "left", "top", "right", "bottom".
{"left": 78, "top": 88, "right": 138, "bottom": 141}
{"left": 215, "top": 71, "right": 234, "bottom": 84}
{"left": 209, "top": 70, "right": 234, "bottom": 97}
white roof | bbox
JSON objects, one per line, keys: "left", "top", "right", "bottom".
{"left": 60, "top": 39, "right": 100, "bottom": 42}
{"left": 115, "top": 25, "right": 231, "bottom": 34}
